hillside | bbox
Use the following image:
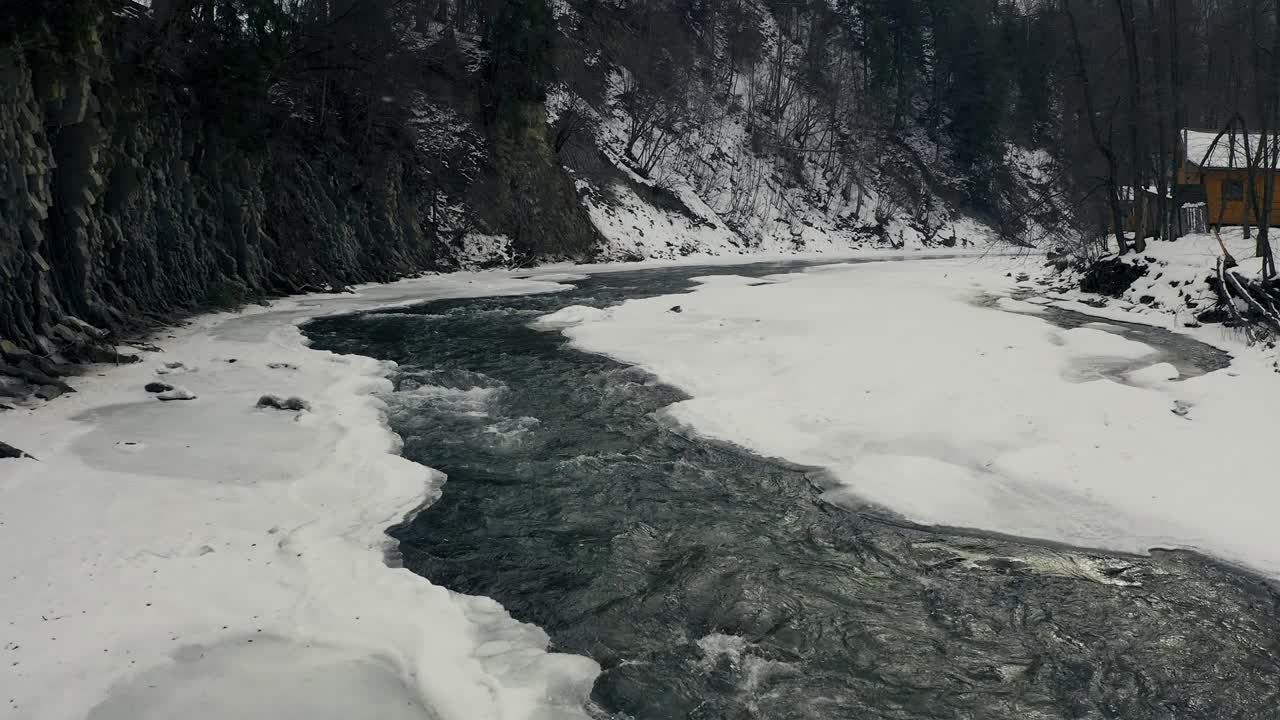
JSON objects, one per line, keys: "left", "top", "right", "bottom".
{"left": 1, "top": 0, "right": 1073, "bottom": 365}
{"left": 545, "top": 0, "right": 1067, "bottom": 259}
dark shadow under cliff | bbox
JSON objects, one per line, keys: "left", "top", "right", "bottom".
{"left": 0, "top": 3, "right": 598, "bottom": 360}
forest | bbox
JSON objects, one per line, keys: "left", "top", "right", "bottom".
{"left": 5, "top": 0, "right": 1280, "bottom": 263}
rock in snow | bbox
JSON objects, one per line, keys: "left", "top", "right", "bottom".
{"left": 156, "top": 387, "right": 197, "bottom": 401}
{"left": 257, "top": 394, "right": 311, "bottom": 412}
{"left": 155, "top": 361, "right": 195, "bottom": 376}
{"left": 144, "top": 382, "right": 174, "bottom": 393}
{"left": 1, "top": 440, "right": 34, "bottom": 460}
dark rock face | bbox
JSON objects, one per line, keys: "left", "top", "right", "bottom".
{"left": 1080, "top": 257, "right": 1148, "bottom": 297}
{"left": 475, "top": 106, "right": 602, "bottom": 262}
{"left": 1, "top": 35, "right": 435, "bottom": 348}
{"left": 0, "top": 15, "right": 598, "bottom": 356}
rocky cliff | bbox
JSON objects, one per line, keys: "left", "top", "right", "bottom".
{"left": 0, "top": 9, "right": 598, "bottom": 372}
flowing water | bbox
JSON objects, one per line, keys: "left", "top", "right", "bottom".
{"left": 305, "top": 260, "right": 1280, "bottom": 720}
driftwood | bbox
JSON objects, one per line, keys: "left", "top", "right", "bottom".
{"left": 1214, "top": 228, "right": 1239, "bottom": 269}
{"left": 1205, "top": 255, "right": 1280, "bottom": 339}
{"left": 1227, "top": 272, "right": 1280, "bottom": 330}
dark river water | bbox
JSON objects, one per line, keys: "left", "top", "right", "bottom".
{"left": 305, "top": 260, "right": 1280, "bottom": 720}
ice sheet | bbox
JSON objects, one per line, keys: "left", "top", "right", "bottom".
{"left": 557, "top": 257, "right": 1280, "bottom": 577}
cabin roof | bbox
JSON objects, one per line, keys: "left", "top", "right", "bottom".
{"left": 1184, "top": 129, "right": 1280, "bottom": 169}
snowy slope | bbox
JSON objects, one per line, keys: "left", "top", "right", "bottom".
{"left": 560, "top": 75, "right": 1009, "bottom": 261}
{"left": 542, "top": 0, "right": 1069, "bottom": 265}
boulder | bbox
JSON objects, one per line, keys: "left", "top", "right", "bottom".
{"left": 257, "top": 394, "right": 311, "bottom": 412}
{"left": 1080, "top": 258, "right": 1148, "bottom": 297}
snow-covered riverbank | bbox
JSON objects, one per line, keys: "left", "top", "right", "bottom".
{"left": 0, "top": 272, "right": 603, "bottom": 720}
{"left": 3, "top": 246, "right": 1272, "bottom": 719}
{"left": 548, "top": 256, "right": 1280, "bottom": 578}
{"left": 1033, "top": 229, "right": 1272, "bottom": 335}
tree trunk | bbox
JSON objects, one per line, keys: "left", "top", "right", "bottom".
{"left": 1115, "top": 0, "right": 1147, "bottom": 252}
{"left": 1065, "top": 0, "right": 1128, "bottom": 254}
{"left": 1167, "top": 0, "right": 1185, "bottom": 240}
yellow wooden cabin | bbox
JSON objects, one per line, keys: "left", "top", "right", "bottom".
{"left": 1180, "top": 129, "right": 1280, "bottom": 227}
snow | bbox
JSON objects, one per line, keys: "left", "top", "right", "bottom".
{"left": 525, "top": 272, "right": 591, "bottom": 283}
{"left": 1125, "top": 362, "right": 1181, "bottom": 387}
{"left": 995, "top": 296, "right": 1046, "bottom": 314}
{"left": 554, "top": 257, "right": 1280, "bottom": 578}
{"left": 452, "top": 232, "right": 515, "bottom": 268}
{"left": 531, "top": 305, "right": 610, "bottom": 329}
{"left": 534, "top": 245, "right": 1001, "bottom": 278}
{"left": 567, "top": 63, "right": 1001, "bottom": 261}
{"left": 1057, "top": 327, "right": 1157, "bottom": 359}
{"left": 1006, "top": 146, "right": 1055, "bottom": 185}
{"left": 83, "top": 638, "right": 430, "bottom": 720}
{"left": 155, "top": 386, "right": 197, "bottom": 401}
{"left": 579, "top": 179, "right": 744, "bottom": 260}
{"left": 5, "top": 243, "right": 1274, "bottom": 720}
{"left": 1183, "top": 129, "right": 1278, "bottom": 169}
{"left": 1042, "top": 228, "right": 1265, "bottom": 330}
{"left": 0, "top": 272, "right": 600, "bottom": 720}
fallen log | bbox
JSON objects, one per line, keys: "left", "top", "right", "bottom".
{"left": 1204, "top": 255, "right": 1280, "bottom": 340}
{"left": 1226, "top": 272, "right": 1280, "bottom": 332}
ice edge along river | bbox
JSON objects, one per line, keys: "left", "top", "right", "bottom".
{"left": 0, "top": 270, "right": 605, "bottom": 720}
{"left": 0, "top": 249, "right": 1273, "bottom": 719}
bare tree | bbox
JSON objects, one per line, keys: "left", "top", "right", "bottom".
{"left": 1064, "top": 0, "right": 1129, "bottom": 254}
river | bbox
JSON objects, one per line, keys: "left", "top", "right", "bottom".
{"left": 304, "top": 259, "right": 1280, "bottom": 720}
